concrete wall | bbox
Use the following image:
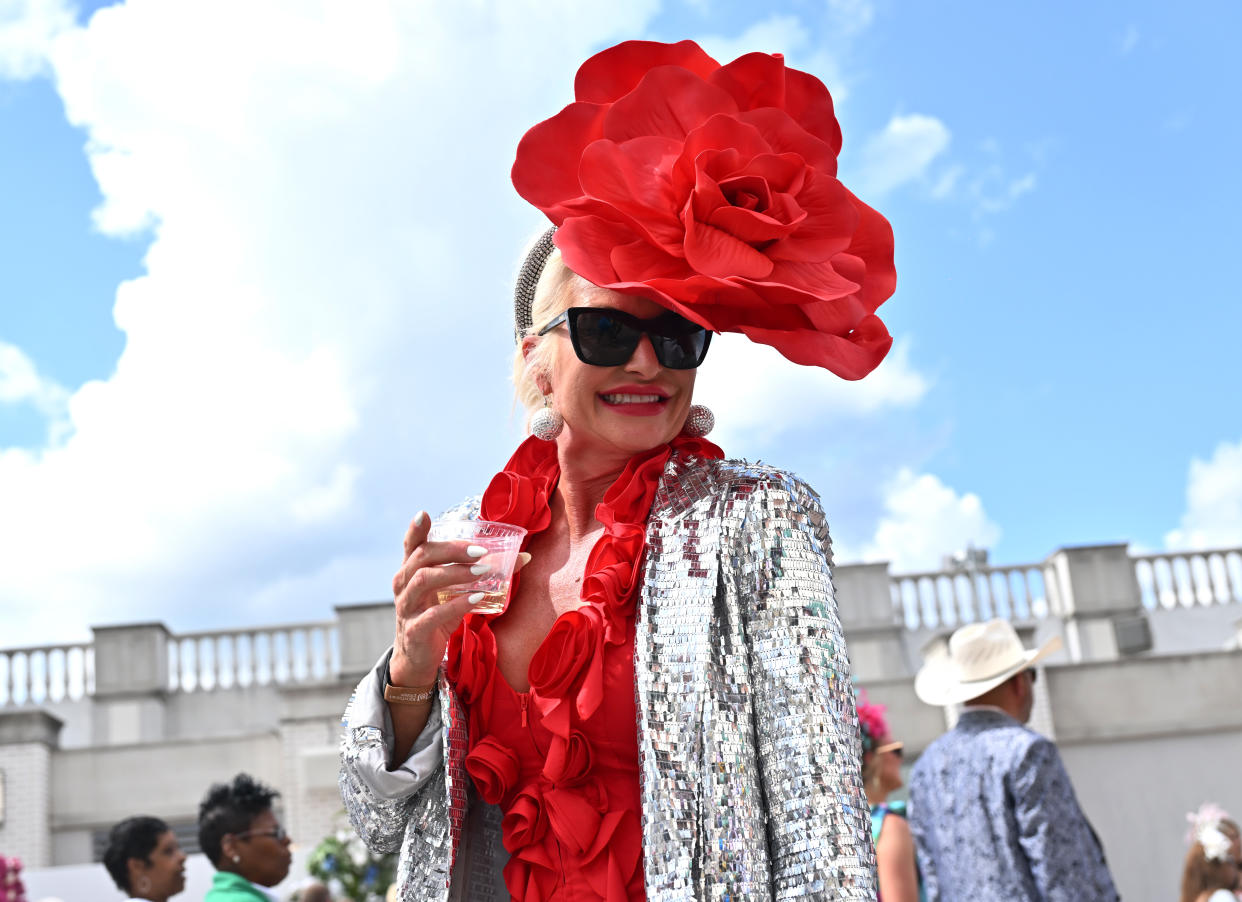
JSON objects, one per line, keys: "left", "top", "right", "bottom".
{"left": 49, "top": 732, "right": 284, "bottom": 863}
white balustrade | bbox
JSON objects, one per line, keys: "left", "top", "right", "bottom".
{"left": 1132, "top": 548, "right": 1242, "bottom": 609}
{"left": 167, "top": 622, "right": 340, "bottom": 692}
{"left": 0, "top": 643, "right": 94, "bottom": 707}
{"left": 891, "top": 563, "right": 1051, "bottom": 630}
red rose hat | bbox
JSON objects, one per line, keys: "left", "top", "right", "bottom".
{"left": 512, "top": 39, "right": 896, "bottom": 380}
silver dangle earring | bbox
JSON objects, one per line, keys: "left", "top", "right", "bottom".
{"left": 529, "top": 395, "right": 564, "bottom": 441}
{"left": 680, "top": 404, "right": 715, "bottom": 438}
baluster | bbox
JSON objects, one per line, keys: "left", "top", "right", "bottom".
{"left": 1224, "top": 552, "right": 1242, "bottom": 603}
{"left": 24, "top": 651, "right": 33, "bottom": 704}
{"left": 2, "top": 651, "right": 11, "bottom": 706}
{"left": 306, "top": 628, "right": 317, "bottom": 680}
{"left": 217, "top": 635, "right": 228, "bottom": 689}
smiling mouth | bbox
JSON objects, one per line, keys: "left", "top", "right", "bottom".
{"left": 600, "top": 393, "right": 667, "bottom": 404}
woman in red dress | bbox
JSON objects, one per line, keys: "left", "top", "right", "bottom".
{"left": 341, "top": 38, "right": 897, "bottom": 902}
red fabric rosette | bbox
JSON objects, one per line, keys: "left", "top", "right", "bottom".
{"left": 512, "top": 39, "right": 896, "bottom": 380}
{"left": 528, "top": 604, "right": 607, "bottom": 732}
{"left": 542, "top": 729, "right": 594, "bottom": 786}
{"left": 503, "top": 785, "right": 550, "bottom": 852}
{"left": 464, "top": 736, "right": 520, "bottom": 806}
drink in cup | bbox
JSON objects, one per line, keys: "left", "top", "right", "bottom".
{"left": 427, "top": 519, "right": 527, "bottom": 615}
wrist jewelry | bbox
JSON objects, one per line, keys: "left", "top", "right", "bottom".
{"left": 383, "top": 662, "right": 437, "bottom": 705}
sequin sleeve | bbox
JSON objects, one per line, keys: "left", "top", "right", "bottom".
{"left": 731, "top": 468, "right": 876, "bottom": 899}
{"left": 338, "top": 649, "right": 446, "bottom": 855}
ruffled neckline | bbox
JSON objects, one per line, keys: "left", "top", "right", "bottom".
{"left": 444, "top": 433, "right": 723, "bottom": 902}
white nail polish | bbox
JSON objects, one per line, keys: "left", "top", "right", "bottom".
{"left": 468, "top": 592, "right": 486, "bottom": 604}
{"left": 467, "top": 545, "right": 487, "bottom": 558}
{"left": 413, "top": 511, "right": 427, "bottom": 527}
{"left": 470, "top": 563, "right": 491, "bottom": 576}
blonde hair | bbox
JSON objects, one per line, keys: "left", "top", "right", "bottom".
{"left": 512, "top": 251, "right": 604, "bottom": 415}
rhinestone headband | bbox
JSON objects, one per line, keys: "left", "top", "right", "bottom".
{"left": 513, "top": 226, "right": 558, "bottom": 343}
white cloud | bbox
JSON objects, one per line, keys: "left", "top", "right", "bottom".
{"left": 0, "top": 0, "right": 73, "bottom": 79}
{"left": 695, "top": 333, "right": 929, "bottom": 455}
{"left": 850, "top": 113, "right": 951, "bottom": 198}
{"left": 0, "top": 340, "right": 70, "bottom": 441}
{"left": 846, "top": 468, "right": 1001, "bottom": 572}
{"left": 1165, "top": 438, "right": 1242, "bottom": 549}
{"left": 0, "top": 0, "right": 665, "bottom": 645}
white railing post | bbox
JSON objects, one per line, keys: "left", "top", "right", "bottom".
{"left": 91, "top": 622, "right": 172, "bottom": 744}
{"left": 834, "top": 561, "right": 912, "bottom": 680}
{"left": 1045, "top": 543, "right": 1146, "bottom": 661}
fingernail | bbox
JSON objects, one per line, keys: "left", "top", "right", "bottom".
{"left": 517, "top": 552, "right": 532, "bottom": 567}
{"left": 413, "top": 511, "right": 427, "bottom": 527}
{"left": 468, "top": 592, "right": 486, "bottom": 604}
{"left": 467, "top": 545, "right": 487, "bottom": 558}
{"left": 470, "top": 563, "right": 491, "bottom": 576}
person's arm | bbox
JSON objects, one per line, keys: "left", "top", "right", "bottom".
{"left": 339, "top": 648, "right": 445, "bottom": 854}
{"left": 1012, "top": 737, "right": 1120, "bottom": 902}
{"left": 876, "top": 813, "right": 920, "bottom": 902}
{"left": 734, "top": 469, "right": 876, "bottom": 900}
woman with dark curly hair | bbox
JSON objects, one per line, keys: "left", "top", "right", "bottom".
{"left": 198, "top": 773, "right": 293, "bottom": 901}
{"left": 101, "top": 816, "right": 186, "bottom": 902}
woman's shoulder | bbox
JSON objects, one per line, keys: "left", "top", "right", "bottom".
{"left": 677, "top": 451, "right": 824, "bottom": 507}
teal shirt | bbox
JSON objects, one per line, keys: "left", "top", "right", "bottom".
{"left": 204, "top": 871, "right": 273, "bottom": 902}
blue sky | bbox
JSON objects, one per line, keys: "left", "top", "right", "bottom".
{"left": 1, "top": 0, "right": 1239, "bottom": 645}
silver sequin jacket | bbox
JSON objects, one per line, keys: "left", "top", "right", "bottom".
{"left": 339, "top": 451, "right": 876, "bottom": 901}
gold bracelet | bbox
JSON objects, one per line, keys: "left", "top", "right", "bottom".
{"left": 383, "top": 682, "right": 436, "bottom": 704}
{"left": 383, "top": 662, "right": 437, "bottom": 705}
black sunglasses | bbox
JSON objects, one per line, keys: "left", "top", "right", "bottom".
{"left": 537, "top": 307, "right": 712, "bottom": 370}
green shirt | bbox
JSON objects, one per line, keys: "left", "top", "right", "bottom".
{"left": 203, "top": 871, "right": 274, "bottom": 902}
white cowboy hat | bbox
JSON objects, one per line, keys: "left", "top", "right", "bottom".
{"left": 914, "top": 619, "right": 1062, "bottom": 707}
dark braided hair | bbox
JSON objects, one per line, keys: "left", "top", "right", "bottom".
{"left": 197, "top": 773, "right": 280, "bottom": 866}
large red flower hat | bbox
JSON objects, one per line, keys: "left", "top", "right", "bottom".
{"left": 512, "top": 39, "right": 896, "bottom": 380}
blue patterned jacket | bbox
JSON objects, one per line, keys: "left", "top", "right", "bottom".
{"left": 908, "top": 708, "right": 1118, "bottom": 902}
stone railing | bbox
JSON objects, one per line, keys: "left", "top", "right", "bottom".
{"left": 1132, "top": 547, "right": 1242, "bottom": 609}
{"left": 0, "top": 642, "right": 94, "bottom": 707}
{"left": 891, "top": 562, "right": 1052, "bottom": 629}
{"left": 169, "top": 621, "right": 339, "bottom": 692}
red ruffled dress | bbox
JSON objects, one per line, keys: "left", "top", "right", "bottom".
{"left": 445, "top": 435, "right": 722, "bottom": 902}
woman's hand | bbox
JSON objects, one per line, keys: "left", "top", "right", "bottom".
{"left": 388, "top": 511, "right": 528, "bottom": 687}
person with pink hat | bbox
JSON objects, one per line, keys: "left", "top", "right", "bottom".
{"left": 907, "top": 619, "right": 1118, "bottom": 901}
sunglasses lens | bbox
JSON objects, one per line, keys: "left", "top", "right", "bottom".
{"left": 571, "top": 310, "right": 642, "bottom": 366}
{"left": 649, "top": 316, "right": 710, "bottom": 369}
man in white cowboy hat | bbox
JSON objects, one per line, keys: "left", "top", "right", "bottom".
{"left": 907, "top": 619, "right": 1118, "bottom": 902}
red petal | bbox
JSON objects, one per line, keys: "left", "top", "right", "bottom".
{"left": 683, "top": 207, "right": 774, "bottom": 279}
{"left": 783, "top": 67, "right": 843, "bottom": 154}
{"left": 738, "top": 313, "right": 892, "bottom": 379}
{"left": 604, "top": 66, "right": 737, "bottom": 142}
{"left": 555, "top": 216, "right": 635, "bottom": 285}
{"left": 575, "top": 39, "right": 720, "bottom": 102}
{"left": 577, "top": 136, "right": 685, "bottom": 245}
{"left": 739, "top": 107, "right": 838, "bottom": 175}
{"left": 512, "top": 102, "right": 609, "bottom": 217}
{"left": 709, "top": 51, "right": 787, "bottom": 111}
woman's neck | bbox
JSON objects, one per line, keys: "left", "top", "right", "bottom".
{"left": 553, "top": 439, "right": 636, "bottom": 540}
{"left": 865, "top": 786, "right": 888, "bottom": 806}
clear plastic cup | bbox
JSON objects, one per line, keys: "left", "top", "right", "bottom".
{"left": 427, "top": 519, "right": 528, "bottom": 615}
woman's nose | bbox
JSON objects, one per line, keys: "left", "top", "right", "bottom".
{"left": 624, "top": 334, "right": 662, "bottom": 374}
